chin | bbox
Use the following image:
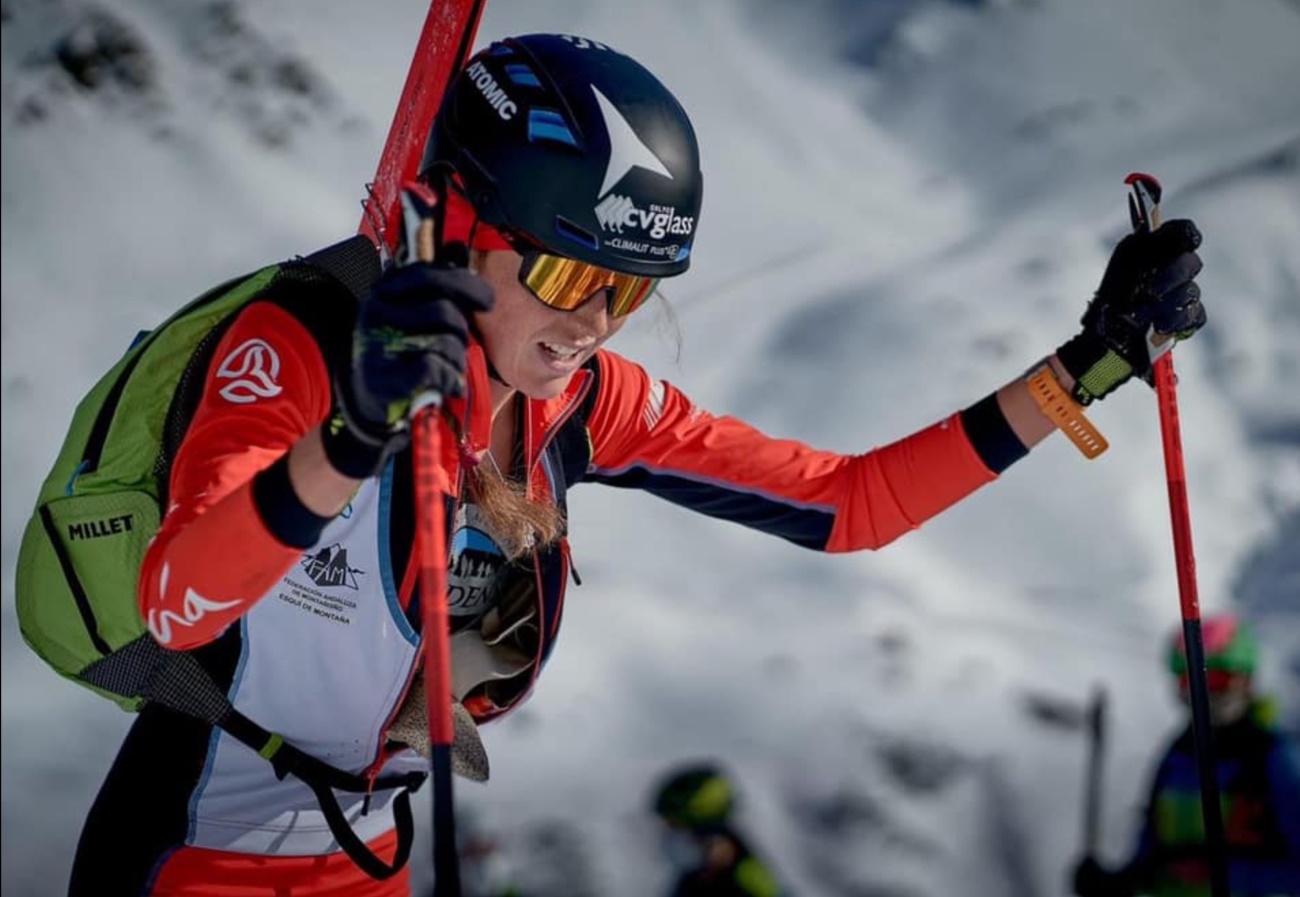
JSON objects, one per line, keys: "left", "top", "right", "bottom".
{"left": 519, "top": 372, "right": 573, "bottom": 401}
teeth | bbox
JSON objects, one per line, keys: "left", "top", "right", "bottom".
{"left": 543, "top": 342, "right": 581, "bottom": 359}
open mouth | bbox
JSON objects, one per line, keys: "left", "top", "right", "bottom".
{"left": 540, "top": 341, "right": 583, "bottom": 362}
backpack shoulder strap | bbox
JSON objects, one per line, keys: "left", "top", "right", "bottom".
{"left": 220, "top": 706, "right": 424, "bottom": 881}
{"left": 301, "top": 235, "right": 383, "bottom": 304}
{"left": 83, "top": 634, "right": 424, "bottom": 880}
{"left": 156, "top": 238, "right": 381, "bottom": 499}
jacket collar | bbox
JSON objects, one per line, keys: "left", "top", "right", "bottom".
{"left": 460, "top": 339, "right": 594, "bottom": 469}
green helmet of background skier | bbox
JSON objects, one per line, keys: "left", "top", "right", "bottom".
{"left": 653, "top": 763, "right": 736, "bottom": 830}
{"left": 1166, "top": 611, "right": 1258, "bottom": 682}
{"left": 1166, "top": 611, "right": 1264, "bottom": 727}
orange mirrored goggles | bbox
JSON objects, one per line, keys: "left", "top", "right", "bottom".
{"left": 519, "top": 251, "right": 659, "bottom": 318}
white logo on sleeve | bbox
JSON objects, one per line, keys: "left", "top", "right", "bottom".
{"left": 593, "top": 86, "right": 672, "bottom": 197}
{"left": 216, "top": 338, "right": 283, "bottom": 404}
{"left": 643, "top": 379, "right": 667, "bottom": 430}
{"left": 147, "top": 580, "right": 241, "bottom": 645}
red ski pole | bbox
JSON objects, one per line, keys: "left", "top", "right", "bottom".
{"left": 357, "top": 4, "right": 485, "bottom": 893}
{"left": 402, "top": 183, "right": 461, "bottom": 895}
{"left": 413, "top": 401, "right": 459, "bottom": 893}
{"left": 1125, "top": 172, "right": 1229, "bottom": 897}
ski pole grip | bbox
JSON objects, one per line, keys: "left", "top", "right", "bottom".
{"left": 399, "top": 181, "right": 441, "bottom": 267}
{"left": 1148, "top": 190, "right": 1171, "bottom": 352}
{"left": 1125, "top": 173, "right": 1178, "bottom": 350}
{"left": 411, "top": 391, "right": 443, "bottom": 416}
{"left": 399, "top": 183, "right": 443, "bottom": 415}
{"left": 416, "top": 218, "right": 436, "bottom": 264}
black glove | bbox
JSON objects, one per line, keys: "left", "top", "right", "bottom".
{"left": 322, "top": 246, "right": 494, "bottom": 478}
{"left": 1072, "top": 855, "right": 1135, "bottom": 897}
{"left": 1056, "top": 219, "right": 1206, "bottom": 404}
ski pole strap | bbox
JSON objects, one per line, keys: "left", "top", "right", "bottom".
{"left": 1026, "top": 363, "right": 1109, "bottom": 458}
{"left": 220, "top": 708, "right": 427, "bottom": 880}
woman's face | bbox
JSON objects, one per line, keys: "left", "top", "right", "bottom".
{"left": 474, "top": 249, "right": 628, "bottom": 400}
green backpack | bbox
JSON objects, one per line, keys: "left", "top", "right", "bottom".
{"left": 16, "top": 262, "right": 280, "bottom": 710}
{"left": 13, "top": 237, "right": 423, "bottom": 881}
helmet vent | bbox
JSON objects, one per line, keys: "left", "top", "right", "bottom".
{"left": 504, "top": 63, "right": 541, "bottom": 88}
{"left": 527, "top": 109, "right": 578, "bottom": 148}
{"left": 553, "top": 216, "right": 600, "bottom": 252}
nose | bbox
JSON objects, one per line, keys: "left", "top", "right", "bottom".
{"left": 572, "top": 287, "right": 614, "bottom": 330}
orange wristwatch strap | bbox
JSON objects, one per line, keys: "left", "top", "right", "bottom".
{"left": 1027, "top": 364, "right": 1109, "bottom": 459}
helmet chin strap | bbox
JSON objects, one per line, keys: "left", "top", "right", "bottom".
{"left": 463, "top": 316, "right": 514, "bottom": 391}
{"left": 459, "top": 204, "right": 517, "bottom": 393}
{"left": 484, "top": 356, "right": 513, "bottom": 390}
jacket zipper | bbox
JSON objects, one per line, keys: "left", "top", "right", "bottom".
{"left": 527, "top": 370, "right": 593, "bottom": 484}
{"left": 518, "top": 371, "right": 592, "bottom": 669}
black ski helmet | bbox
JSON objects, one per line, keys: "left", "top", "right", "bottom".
{"left": 423, "top": 33, "right": 703, "bottom": 278}
{"left": 651, "top": 763, "right": 735, "bottom": 829}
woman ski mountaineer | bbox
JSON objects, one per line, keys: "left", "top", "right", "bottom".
{"left": 68, "top": 32, "right": 1207, "bottom": 897}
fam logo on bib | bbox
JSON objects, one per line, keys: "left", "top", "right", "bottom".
{"left": 301, "top": 544, "right": 363, "bottom": 590}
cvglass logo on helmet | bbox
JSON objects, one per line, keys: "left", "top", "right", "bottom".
{"left": 466, "top": 59, "right": 517, "bottom": 121}
{"left": 595, "top": 195, "right": 695, "bottom": 240}
{"left": 591, "top": 86, "right": 696, "bottom": 257}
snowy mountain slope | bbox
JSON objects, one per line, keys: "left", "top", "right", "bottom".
{"left": 3, "top": 0, "right": 1298, "bottom": 895}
